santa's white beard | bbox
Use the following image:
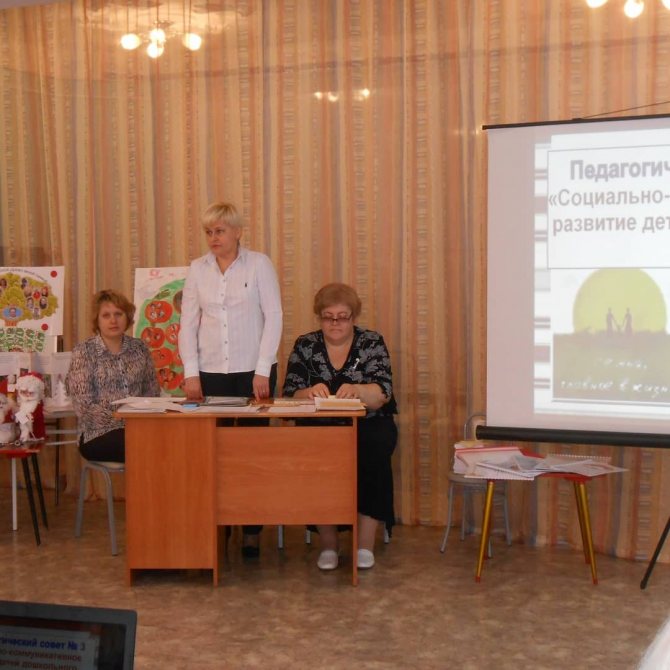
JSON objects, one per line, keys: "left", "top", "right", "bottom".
{"left": 18, "top": 399, "right": 39, "bottom": 415}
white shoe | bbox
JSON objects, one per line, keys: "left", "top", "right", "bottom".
{"left": 317, "top": 549, "right": 339, "bottom": 570}
{"left": 357, "top": 548, "right": 375, "bottom": 569}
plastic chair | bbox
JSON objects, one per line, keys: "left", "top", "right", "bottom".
{"left": 440, "top": 413, "right": 511, "bottom": 556}
{"left": 44, "top": 411, "right": 79, "bottom": 506}
{"left": 74, "top": 460, "right": 125, "bottom": 555}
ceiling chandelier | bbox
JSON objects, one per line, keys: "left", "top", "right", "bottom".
{"left": 120, "top": 1, "right": 202, "bottom": 59}
{"left": 586, "top": 0, "right": 670, "bottom": 18}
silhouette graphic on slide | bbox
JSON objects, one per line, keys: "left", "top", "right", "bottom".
{"left": 606, "top": 307, "right": 619, "bottom": 335}
{"left": 622, "top": 307, "right": 632, "bottom": 336}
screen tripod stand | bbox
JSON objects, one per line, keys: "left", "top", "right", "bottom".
{"left": 640, "top": 515, "right": 670, "bottom": 589}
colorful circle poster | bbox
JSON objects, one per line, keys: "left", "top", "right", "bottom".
{"left": 0, "top": 267, "right": 64, "bottom": 352}
{"left": 133, "top": 268, "right": 188, "bottom": 397}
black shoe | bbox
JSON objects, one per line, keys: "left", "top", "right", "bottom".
{"left": 241, "top": 533, "right": 260, "bottom": 558}
{"left": 241, "top": 545, "right": 260, "bottom": 559}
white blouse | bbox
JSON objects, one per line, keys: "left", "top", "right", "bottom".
{"left": 178, "top": 247, "right": 283, "bottom": 378}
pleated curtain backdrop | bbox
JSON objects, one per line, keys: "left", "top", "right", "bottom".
{"left": 1, "top": 0, "right": 670, "bottom": 562}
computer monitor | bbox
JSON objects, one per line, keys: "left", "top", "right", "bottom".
{"left": 0, "top": 600, "right": 136, "bottom": 669}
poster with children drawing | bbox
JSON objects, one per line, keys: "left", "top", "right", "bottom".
{"left": 133, "top": 267, "right": 188, "bottom": 396}
{"left": 0, "top": 267, "right": 65, "bottom": 352}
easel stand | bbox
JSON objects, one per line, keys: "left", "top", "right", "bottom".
{"left": 640, "top": 515, "right": 670, "bottom": 589}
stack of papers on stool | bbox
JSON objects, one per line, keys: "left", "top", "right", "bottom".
{"left": 454, "top": 441, "right": 627, "bottom": 479}
{"left": 454, "top": 442, "right": 531, "bottom": 480}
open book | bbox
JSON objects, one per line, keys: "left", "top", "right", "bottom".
{"left": 314, "top": 396, "right": 365, "bottom": 411}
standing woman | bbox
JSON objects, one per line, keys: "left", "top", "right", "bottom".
{"left": 283, "top": 283, "right": 397, "bottom": 571}
{"left": 178, "top": 201, "right": 283, "bottom": 557}
{"left": 66, "top": 289, "right": 160, "bottom": 463}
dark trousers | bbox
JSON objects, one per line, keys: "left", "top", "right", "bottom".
{"left": 80, "top": 428, "right": 125, "bottom": 463}
{"left": 199, "top": 365, "right": 278, "bottom": 536}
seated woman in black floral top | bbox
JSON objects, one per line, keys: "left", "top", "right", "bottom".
{"left": 283, "top": 283, "right": 397, "bottom": 571}
{"left": 66, "top": 289, "right": 160, "bottom": 463}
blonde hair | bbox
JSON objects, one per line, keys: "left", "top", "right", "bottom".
{"left": 201, "top": 202, "right": 243, "bottom": 229}
{"left": 91, "top": 289, "right": 135, "bottom": 333}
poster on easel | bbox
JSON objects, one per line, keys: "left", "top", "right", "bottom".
{"left": 133, "top": 267, "right": 188, "bottom": 396}
{"left": 0, "top": 267, "right": 65, "bottom": 352}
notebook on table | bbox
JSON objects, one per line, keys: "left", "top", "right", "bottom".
{"left": 0, "top": 600, "right": 137, "bottom": 669}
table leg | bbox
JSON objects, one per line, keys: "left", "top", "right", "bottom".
{"left": 352, "top": 517, "right": 358, "bottom": 587}
{"left": 21, "top": 459, "right": 40, "bottom": 546}
{"left": 54, "top": 444, "right": 60, "bottom": 506}
{"left": 575, "top": 481, "right": 598, "bottom": 585}
{"left": 31, "top": 453, "right": 48, "bottom": 529}
{"left": 475, "top": 481, "right": 495, "bottom": 583}
{"left": 572, "top": 482, "right": 589, "bottom": 563}
{"left": 11, "top": 460, "right": 17, "bottom": 531}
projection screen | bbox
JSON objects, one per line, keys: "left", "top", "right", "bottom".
{"left": 483, "top": 114, "right": 670, "bottom": 446}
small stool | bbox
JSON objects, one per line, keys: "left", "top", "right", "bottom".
{"left": 75, "top": 460, "right": 125, "bottom": 555}
{"left": 1, "top": 443, "right": 48, "bottom": 545}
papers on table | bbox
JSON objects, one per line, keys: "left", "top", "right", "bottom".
{"left": 454, "top": 441, "right": 627, "bottom": 479}
{"left": 203, "top": 396, "right": 249, "bottom": 407}
{"left": 113, "top": 396, "right": 259, "bottom": 414}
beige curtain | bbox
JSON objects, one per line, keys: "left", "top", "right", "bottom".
{"left": 1, "top": 0, "right": 670, "bottom": 561}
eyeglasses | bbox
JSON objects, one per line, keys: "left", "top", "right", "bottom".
{"left": 320, "top": 313, "right": 353, "bottom": 325}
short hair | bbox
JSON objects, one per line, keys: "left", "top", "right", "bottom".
{"left": 313, "top": 283, "right": 362, "bottom": 319}
{"left": 91, "top": 289, "right": 136, "bottom": 334}
{"left": 201, "top": 202, "right": 243, "bottom": 230}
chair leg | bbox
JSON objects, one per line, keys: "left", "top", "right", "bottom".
{"left": 305, "top": 528, "right": 311, "bottom": 544}
{"left": 383, "top": 526, "right": 390, "bottom": 544}
{"left": 31, "top": 454, "right": 48, "bottom": 529}
{"left": 21, "top": 458, "right": 40, "bottom": 546}
{"left": 461, "top": 485, "right": 469, "bottom": 540}
{"left": 440, "top": 482, "right": 456, "bottom": 552}
{"left": 74, "top": 465, "right": 89, "bottom": 538}
{"left": 502, "top": 488, "right": 512, "bottom": 546}
{"left": 277, "top": 525, "right": 284, "bottom": 550}
{"left": 99, "top": 468, "right": 118, "bottom": 556}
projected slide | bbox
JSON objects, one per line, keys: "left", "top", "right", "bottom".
{"left": 537, "top": 129, "right": 670, "bottom": 419}
{"left": 486, "top": 114, "right": 670, "bottom": 437}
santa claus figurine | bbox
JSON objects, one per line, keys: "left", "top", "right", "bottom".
{"left": 15, "top": 372, "right": 46, "bottom": 443}
{"left": 0, "top": 379, "right": 17, "bottom": 444}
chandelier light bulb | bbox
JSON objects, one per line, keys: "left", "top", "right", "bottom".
{"left": 623, "top": 0, "right": 644, "bottom": 17}
{"left": 120, "top": 33, "right": 141, "bottom": 50}
{"left": 147, "top": 41, "right": 164, "bottom": 58}
{"left": 149, "top": 27, "right": 166, "bottom": 44}
{"left": 182, "top": 33, "right": 202, "bottom": 51}
{"left": 585, "top": 0, "right": 608, "bottom": 7}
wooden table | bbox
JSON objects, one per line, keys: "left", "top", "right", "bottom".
{"left": 118, "top": 407, "right": 364, "bottom": 586}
